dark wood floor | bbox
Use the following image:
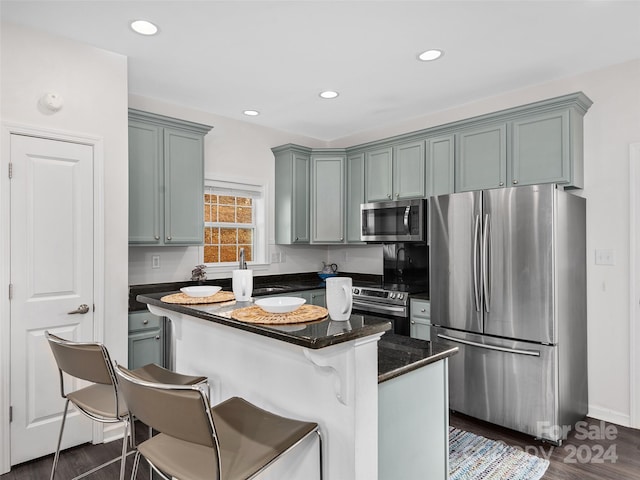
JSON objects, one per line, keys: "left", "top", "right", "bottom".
{"left": 450, "top": 412, "right": 640, "bottom": 480}
{"left": 2, "top": 415, "right": 639, "bottom": 479}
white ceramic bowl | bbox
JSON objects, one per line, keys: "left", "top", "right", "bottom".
{"left": 255, "top": 296, "right": 306, "bottom": 314}
{"left": 180, "top": 286, "right": 222, "bottom": 298}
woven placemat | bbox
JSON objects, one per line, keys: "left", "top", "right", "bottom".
{"left": 230, "top": 305, "right": 329, "bottom": 325}
{"left": 160, "top": 291, "right": 235, "bottom": 305}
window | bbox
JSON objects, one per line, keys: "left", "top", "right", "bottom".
{"left": 203, "top": 178, "right": 266, "bottom": 267}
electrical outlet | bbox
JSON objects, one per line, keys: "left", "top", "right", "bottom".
{"left": 152, "top": 255, "right": 160, "bottom": 269}
{"left": 594, "top": 249, "right": 615, "bottom": 266}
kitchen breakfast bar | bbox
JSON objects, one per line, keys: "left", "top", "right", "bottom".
{"left": 138, "top": 293, "right": 457, "bottom": 480}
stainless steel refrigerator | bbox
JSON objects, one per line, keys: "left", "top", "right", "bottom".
{"left": 430, "top": 183, "right": 587, "bottom": 444}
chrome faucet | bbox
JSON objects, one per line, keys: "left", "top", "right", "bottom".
{"left": 239, "top": 248, "right": 247, "bottom": 270}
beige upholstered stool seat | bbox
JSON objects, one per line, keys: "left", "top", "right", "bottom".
{"left": 139, "top": 397, "right": 319, "bottom": 480}
{"left": 66, "top": 384, "right": 128, "bottom": 419}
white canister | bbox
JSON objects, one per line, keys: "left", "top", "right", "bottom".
{"left": 232, "top": 269, "right": 253, "bottom": 301}
{"left": 326, "top": 277, "right": 353, "bottom": 321}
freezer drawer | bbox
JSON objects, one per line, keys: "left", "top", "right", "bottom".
{"left": 434, "top": 327, "right": 562, "bottom": 442}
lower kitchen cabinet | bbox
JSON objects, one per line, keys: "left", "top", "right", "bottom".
{"left": 410, "top": 298, "right": 431, "bottom": 341}
{"left": 128, "top": 311, "right": 164, "bottom": 370}
{"left": 307, "top": 288, "right": 326, "bottom": 307}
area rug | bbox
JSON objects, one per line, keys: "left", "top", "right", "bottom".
{"left": 449, "top": 427, "right": 550, "bottom": 480}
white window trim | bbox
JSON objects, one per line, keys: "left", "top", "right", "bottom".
{"left": 201, "top": 174, "right": 269, "bottom": 274}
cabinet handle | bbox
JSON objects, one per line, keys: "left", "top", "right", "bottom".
{"left": 512, "top": 180, "right": 518, "bottom": 185}
{"left": 155, "top": 335, "right": 160, "bottom": 340}
{"left": 420, "top": 309, "right": 426, "bottom": 313}
{"left": 387, "top": 194, "right": 392, "bottom": 199}
{"left": 154, "top": 235, "right": 160, "bottom": 240}
{"left": 295, "top": 237, "right": 299, "bottom": 241}
{"left": 143, "top": 319, "right": 149, "bottom": 325}
{"left": 166, "top": 236, "right": 172, "bottom": 241}
{"left": 395, "top": 193, "right": 399, "bottom": 198}
{"left": 499, "top": 182, "right": 504, "bottom": 186}
{"left": 411, "top": 320, "right": 415, "bottom": 324}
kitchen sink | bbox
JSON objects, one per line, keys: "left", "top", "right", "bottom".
{"left": 253, "top": 286, "right": 290, "bottom": 294}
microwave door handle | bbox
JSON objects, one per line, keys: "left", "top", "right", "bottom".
{"left": 403, "top": 206, "right": 411, "bottom": 234}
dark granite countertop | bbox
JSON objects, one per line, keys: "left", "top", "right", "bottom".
{"left": 137, "top": 291, "right": 391, "bottom": 350}
{"left": 377, "top": 333, "right": 458, "bottom": 383}
{"left": 129, "top": 272, "right": 382, "bottom": 311}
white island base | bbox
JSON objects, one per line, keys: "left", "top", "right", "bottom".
{"left": 149, "top": 305, "right": 383, "bottom": 480}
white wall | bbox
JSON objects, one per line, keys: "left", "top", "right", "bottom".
{"left": 0, "top": 23, "right": 129, "bottom": 363}
{"left": 126, "top": 95, "right": 383, "bottom": 284}
{"left": 335, "top": 59, "right": 640, "bottom": 426}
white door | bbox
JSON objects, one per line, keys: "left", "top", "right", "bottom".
{"left": 9, "top": 134, "right": 95, "bottom": 465}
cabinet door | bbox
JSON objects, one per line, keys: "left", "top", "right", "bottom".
{"left": 128, "top": 329, "right": 163, "bottom": 370}
{"left": 393, "top": 140, "right": 425, "bottom": 200}
{"left": 292, "top": 153, "right": 310, "bottom": 243}
{"left": 365, "top": 147, "right": 393, "bottom": 202}
{"left": 164, "top": 128, "right": 204, "bottom": 245}
{"left": 129, "top": 121, "right": 162, "bottom": 244}
{"left": 455, "top": 124, "right": 507, "bottom": 192}
{"left": 346, "top": 152, "right": 365, "bottom": 243}
{"left": 427, "top": 135, "right": 455, "bottom": 197}
{"left": 312, "top": 155, "right": 345, "bottom": 243}
{"left": 308, "top": 289, "right": 326, "bottom": 307}
{"left": 511, "top": 110, "right": 570, "bottom": 186}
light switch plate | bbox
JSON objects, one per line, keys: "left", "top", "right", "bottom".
{"left": 594, "top": 249, "right": 615, "bottom": 265}
{"left": 152, "top": 255, "right": 160, "bottom": 269}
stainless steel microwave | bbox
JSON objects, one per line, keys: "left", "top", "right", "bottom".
{"left": 360, "top": 198, "right": 427, "bottom": 242}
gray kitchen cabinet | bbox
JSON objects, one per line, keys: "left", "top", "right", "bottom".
{"left": 346, "top": 151, "right": 365, "bottom": 243}
{"left": 365, "top": 141, "right": 426, "bottom": 202}
{"left": 273, "top": 144, "right": 311, "bottom": 244}
{"left": 455, "top": 123, "right": 507, "bottom": 192}
{"left": 307, "top": 288, "right": 327, "bottom": 307}
{"left": 128, "top": 311, "right": 164, "bottom": 370}
{"left": 365, "top": 146, "right": 393, "bottom": 202}
{"left": 311, "top": 153, "right": 345, "bottom": 243}
{"left": 426, "top": 134, "right": 455, "bottom": 197}
{"left": 128, "top": 109, "right": 212, "bottom": 246}
{"left": 409, "top": 298, "right": 431, "bottom": 341}
{"left": 393, "top": 140, "right": 425, "bottom": 200}
{"left": 511, "top": 109, "right": 576, "bottom": 187}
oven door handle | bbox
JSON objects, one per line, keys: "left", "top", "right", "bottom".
{"left": 352, "top": 300, "right": 407, "bottom": 315}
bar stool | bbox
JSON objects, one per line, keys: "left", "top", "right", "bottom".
{"left": 115, "top": 363, "right": 324, "bottom": 480}
{"left": 45, "top": 332, "right": 207, "bottom": 480}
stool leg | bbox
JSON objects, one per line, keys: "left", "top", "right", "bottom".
{"left": 119, "top": 419, "right": 129, "bottom": 480}
{"left": 130, "top": 450, "right": 141, "bottom": 480}
{"left": 50, "top": 399, "right": 70, "bottom": 480}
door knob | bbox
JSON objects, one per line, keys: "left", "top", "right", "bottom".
{"left": 68, "top": 304, "right": 90, "bottom": 314}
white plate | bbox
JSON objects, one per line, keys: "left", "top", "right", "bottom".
{"left": 255, "top": 296, "right": 306, "bottom": 314}
{"left": 180, "top": 286, "right": 222, "bottom": 298}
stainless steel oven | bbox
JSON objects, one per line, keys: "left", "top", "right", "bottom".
{"left": 352, "top": 285, "right": 412, "bottom": 335}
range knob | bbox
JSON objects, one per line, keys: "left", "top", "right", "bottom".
{"left": 353, "top": 288, "right": 360, "bottom": 295}
{"left": 398, "top": 293, "right": 404, "bottom": 300}
{"left": 389, "top": 292, "right": 396, "bottom": 299}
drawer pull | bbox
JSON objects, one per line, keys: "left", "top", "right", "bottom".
{"left": 143, "top": 319, "right": 149, "bottom": 325}
{"left": 155, "top": 335, "right": 160, "bottom": 340}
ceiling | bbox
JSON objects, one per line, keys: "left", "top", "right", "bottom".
{"left": 2, "top": 1, "right": 639, "bottom": 141}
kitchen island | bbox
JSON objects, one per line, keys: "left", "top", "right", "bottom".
{"left": 137, "top": 292, "right": 457, "bottom": 480}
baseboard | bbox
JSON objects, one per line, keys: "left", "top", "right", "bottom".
{"left": 102, "top": 423, "right": 127, "bottom": 444}
{"left": 588, "top": 405, "right": 631, "bottom": 428}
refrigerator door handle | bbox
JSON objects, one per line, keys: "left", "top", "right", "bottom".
{"left": 473, "top": 214, "right": 481, "bottom": 312}
{"left": 437, "top": 333, "right": 541, "bottom": 357}
{"left": 482, "top": 213, "right": 490, "bottom": 312}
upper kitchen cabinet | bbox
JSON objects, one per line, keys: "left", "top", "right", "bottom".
{"left": 346, "top": 151, "right": 365, "bottom": 243}
{"left": 311, "top": 152, "right": 346, "bottom": 244}
{"left": 128, "top": 109, "right": 212, "bottom": 246}
{"left": 426, "top": 134, "right": 455, "bottom": 197}
{"left": 365, "top": 140, "right": 425, "bottom": 202}
{"left": 454, "top": 92, "right": 592, "bottom": 192}
{"left": 455, "top": 123, "right": 507, "bottom": 192}
{"left": 273, "top": 144, "right": 311, "bottom": 244}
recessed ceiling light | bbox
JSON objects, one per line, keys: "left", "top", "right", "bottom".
{"left": 131, "top": 20, "right": 158, "bottom": 36}
{"left": 319, "top": 91, "right": 339, "bottom": 99}
{"left": 243, "top": 110, "right": 260, "bottom": 116}
{"left": 418, "top": 49, "right": 443, "bottom": 62}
